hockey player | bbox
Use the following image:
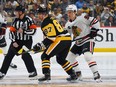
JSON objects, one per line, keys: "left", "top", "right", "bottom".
{"left": 0, "top": 13, "right": 17, "bottom": 69}
{"left": 32, "top": 5, "right": 77, "bottom": 82}
{"left": 65, "top": 4, "right": 101, "bottom": 82}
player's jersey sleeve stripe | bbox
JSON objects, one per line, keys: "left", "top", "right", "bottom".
{"left": 90, "top": 18, "right": 98, "bottom": 26}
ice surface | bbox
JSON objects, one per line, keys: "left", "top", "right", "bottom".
{"left": 0, "top": 52, "right": 116, "bottom": 84}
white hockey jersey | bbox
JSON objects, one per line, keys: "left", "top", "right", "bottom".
{"left": 0, "top": 13, "right": 7, "bottom": 39}
{"left": 65, "top": 13, "right": 100, "bottom": 42}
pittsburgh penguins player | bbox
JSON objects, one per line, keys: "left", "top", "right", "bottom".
{"left": 33, "top": 5, "right": 77, "bottom": 82}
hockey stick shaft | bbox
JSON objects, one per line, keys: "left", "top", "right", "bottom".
{"left": 72, "top": 29, "right": 99, "bottom": 42}
{"left": 17, "top": 46, "right": 43, "bottom": 55}
{"left": 71, "top": 34, "right": 89, "bottom": 42}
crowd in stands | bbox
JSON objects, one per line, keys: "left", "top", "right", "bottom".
{"left": 1, "top": 0, "right": 116, "bottom": 27}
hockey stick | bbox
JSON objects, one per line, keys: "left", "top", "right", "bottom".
{"left": 72, "top": 29, "right": 99, "bottom": 42}
{"left": 71, "top": 34, "right": 90, "bottom": 42}
{"left": 17, "top": 46, "right": 43, "bottom": 56}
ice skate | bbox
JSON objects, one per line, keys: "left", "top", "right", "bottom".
{"left": 10, "top": 63, "right": 17, "bottom": 69}
{"left": 93, "top": 72, "right": 102, "bottom": 83}
{"left": 76, "top": 71, "right": 82, "bottom": 81}
{"left": 66, "top": 70, "right": 77, "bottom": 82}
{"left": 0, "top": 72, "right": 5, "bottom": 80}
{"left": 38, "top": 73, "right": 51, "bottom": 82}
{"left": 29, "top": 71, "right": 37, "bottom": 80}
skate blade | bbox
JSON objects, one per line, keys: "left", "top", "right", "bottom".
{"left": 38, "top": 80, "right": 51, "bottom": 84}
{"left": 67, "top": 80, "right": 78, "bottom": 83}
{"left": 78, "top": 77, "right": 83, "bottom": 81}
{"left": 29, "top": 76, "right": 38, "bottom": 80}
{"left": 95, "top": 79, "right": 102, "bottom": 83}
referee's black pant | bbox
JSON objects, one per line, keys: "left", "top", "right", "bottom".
{"left": 0, "top": 39, "right": 37, "bottom": 74}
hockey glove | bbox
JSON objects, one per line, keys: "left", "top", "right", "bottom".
{"left": 89, "top": 27, "right": 99, "bottom": 38}
{"left": 33, "top": 43, "right": 42, "bottom": 52}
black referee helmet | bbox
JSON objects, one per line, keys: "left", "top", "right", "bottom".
{"left": 15, "top": 5, "right": 25, "bottom": 13}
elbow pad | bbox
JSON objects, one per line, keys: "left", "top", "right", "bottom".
{"left": 42, "top": 38, "right": 53, "bottom": 47}
{"left": 89, "top": 27, "right": 99, "bottom": 38}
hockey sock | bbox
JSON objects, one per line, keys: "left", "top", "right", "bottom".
{"left": 66, "top": 52, "right": 81, "bottom": 72}
{"left": 84, "top": 52, "right": 99, "bottom": 73}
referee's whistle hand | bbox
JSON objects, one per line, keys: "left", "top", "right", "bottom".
{"left": 17, "top": 28, "right": 23, "bottom": 33}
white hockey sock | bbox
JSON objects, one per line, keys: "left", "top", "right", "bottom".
{"left": 84, "top": 52, "right": 98, "bottom": 74}
{"left": 66, "top": 52, "right": 81, "bottom": 72}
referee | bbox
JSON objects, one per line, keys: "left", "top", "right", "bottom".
{"left": 0, "top": 5, "right": 37, "bottom": 79}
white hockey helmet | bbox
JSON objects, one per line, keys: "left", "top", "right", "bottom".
{"left": 66, "top": 4, "right": 77, "bottom": 12}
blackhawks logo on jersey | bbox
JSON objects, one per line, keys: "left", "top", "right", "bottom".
{"left": 72, "top": 26, "right": 82, "bottom": 38}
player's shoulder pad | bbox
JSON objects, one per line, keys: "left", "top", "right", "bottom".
{"left": 84, "top": 14, "right": 89, "bottom": 20}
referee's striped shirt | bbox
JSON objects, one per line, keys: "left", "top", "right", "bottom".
{"left": 9, "top": 15, "right": 37, "bottom": 41}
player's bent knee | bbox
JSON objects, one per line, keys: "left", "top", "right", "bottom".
{"left": 66, "top": 52, "right": 78, "bottom": 63}
{"left": 84, "top": 52, "right": 93, "bottom": 62}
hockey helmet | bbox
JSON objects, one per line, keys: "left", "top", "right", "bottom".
{"left": 37, "top": 4, "right": 48, "bottom": 13}
{"left": 15, "top": 5, "right": 25, "bottom": 12}
{"left": 66, "top": 4, "right": 77, "bottom": 12}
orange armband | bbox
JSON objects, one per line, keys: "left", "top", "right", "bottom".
{"left": 29, "top": 24, "right": 37, "bottom": 29}
{"left": 9, "top": 26, "right": 16, "bottom": 32}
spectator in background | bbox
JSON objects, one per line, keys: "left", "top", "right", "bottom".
{"left": 60, "top": 17, "right": 67, "bottom": 27}
{"left": 81, "top": 3, "right": 90, "bottom": 14}
{"left": 88, "top": 0, "right": 95, "bottom": 16}
{"left": 28, "top": 11, "right": 36, "bottom": 23}
{"left": 101, "top": 7, "right": 114, "bottom": 23}
{"left": 107, "top": 0, "right": 114, "bottom": 4}
{"left": 62, "top": 13, "right": 68, "bottom": 23}
{"left": 96, "top": 15, "right": 104, "bottom": 27}
{"left": 51, "top": 0, "right": 61, "bottom": 12}
{"left": 94, "top": 3, "right": 103, "bottom": 17}
{"left": 75, "top": 0, "right": 86, "bottom": 9}
{"left": 4, "top": 1, "right": 13, "bottom": 16}
{"left": 113, "top": 9, "right": 116, "bottom": 24}
{"left": 60, "top": 0, "right": 70, "bottom": 14}
{"left": 30, "top": 3, "right": 39, "bottom": 14}
{"left": 77, "top": 9, "right": 83, "bottom": 16}
{"left": 10, "top": 0, "right": 19, "bottom": 8}
{"left": 111, "top": 0, "right": 116, "bottom": 11}
{"left": 28, "top": 10, "right": 42, "bottom": 26}
{"left": 53, "top": 7, "right": 62, "bottom": 22}
{"left": 26, "top": 0, "right": 34, "bottom": 5}
{"left": 104, "top": 16, "right": 116, "bottom": 26}
{"left": 69, "top": 0, "right": 77, "bottom": 4}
